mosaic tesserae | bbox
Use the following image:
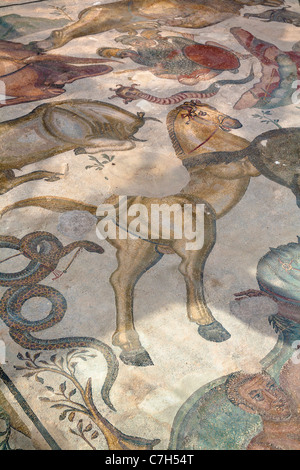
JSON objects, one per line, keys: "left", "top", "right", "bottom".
{"left": 0, "top": 0, "right": 299, "bottom": 451}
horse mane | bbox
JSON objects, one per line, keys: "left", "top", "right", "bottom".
{"left": 166, "top": 107, "right": 186, "bottom": 158}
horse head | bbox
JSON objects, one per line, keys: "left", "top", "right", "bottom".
{"left": 167, "top": 101, "right": 245, "bottom": 159}
{"left": 179, "top": 101, "right": 242, "bottom": 132}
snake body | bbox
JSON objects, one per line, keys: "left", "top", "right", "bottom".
{"left": 109, "top": 68, "right": 255, "bottom": 105}
{"left": 0, "top": 231, "right": 118, "bottom": 411}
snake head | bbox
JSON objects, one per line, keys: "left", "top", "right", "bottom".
{"left": 80, "top": 242, "right": 104, "bottom": 255}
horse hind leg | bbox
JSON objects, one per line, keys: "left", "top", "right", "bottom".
{"left": 108, "top": 237, "right": 163, "bottom": 366}
{"left": 171, "top": 211, "right": 231, "bottom": 343}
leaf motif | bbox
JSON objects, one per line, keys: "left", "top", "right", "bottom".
{"left": 23, "top": 372, "right": 36, "bottom": 378}
{"left": 89, "top": 156, "right": 102, "bottom": 164}
{"left": 50, "top": 355, "right": 57, "bottom": 363}
{"left": 39, "top": 397, "right": 51, "bottom": 402}
{"left": 25, "top": 361, "right": 34, "bottom": 368}
{"left": 68, "top": 412, "right": 76, "bottom": 422}
{"left": 69, "top": 389, "right": 77, "bottom": 398}
{"left": 17, "top": 353, "right": 24, "bottom": 361}
{"left": 33, "top": 353, "right": 41, "bottom": 361}
{"left": 91, "top": 431, "right": 99, "bottom": 440}
{"left": 35, "top": 375, "right": 44, "bottom": 384}
{"left": 76, "top": 355, "right": 87, "bottom": 361}
{"left": 59, "top": 411, "right": 68, "bottom": 421}
{"left": 84, "top": 424, "right": 92, "bottom": 433}
{"left": 60, "top": 382, "right": 67, "bottom": 394}
{"left": 77, "top": 419, "right": 83, "bottom": 433}
{"left": 46, "top": 386, "right": 55, "bottom": 392}
{"left": 58, "top": 358, "right": 64, "bottom": 368}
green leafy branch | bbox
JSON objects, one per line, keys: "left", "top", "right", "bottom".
{"left": 85, "top": 155, "right": 116, "bottom": 180}
{"left": 14, "top": 350, "right": 101, "bottom": 450}
{"left": 252, "top": 110, "right": 282, "bottom": 129}
{"left": 50, "top": 5, "right": 74, "bottom": 22}
{"left": 14, "top": 350, "right": 160, "bottom": 450}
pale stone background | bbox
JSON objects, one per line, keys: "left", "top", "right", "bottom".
{"left": 0, "top": 0, "right": 299, "bottom": 449}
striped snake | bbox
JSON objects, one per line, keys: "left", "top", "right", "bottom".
{"left": 0, "top": 231, "right": 119, "bottom": 411}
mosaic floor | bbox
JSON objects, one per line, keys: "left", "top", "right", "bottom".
{"left": 0, "top": 0, "right": 299, "bottom": 451}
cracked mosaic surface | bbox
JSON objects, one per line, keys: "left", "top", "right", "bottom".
{"left": 0, "top": 0, "right": 299, "bottom": 451}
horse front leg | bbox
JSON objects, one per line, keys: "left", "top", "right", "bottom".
{"left": 171, "top": 211, "right": 231, "bottom": 343}
{"left": 108, "top": 237, "right": 163, "bottom": 366}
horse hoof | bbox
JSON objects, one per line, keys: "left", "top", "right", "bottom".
{"left": 120, "top": 349, "right": 154, "bottom": 367}
{"left": 198, "top": 321, "right": 231, "bottom": 343}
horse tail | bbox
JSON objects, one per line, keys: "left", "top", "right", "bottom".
{"left": 0, "top": 197, "right": 98, "bottom": 219}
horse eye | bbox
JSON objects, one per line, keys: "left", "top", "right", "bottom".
{"left": 199, "top": 111, "right": 207, "bottom": 116}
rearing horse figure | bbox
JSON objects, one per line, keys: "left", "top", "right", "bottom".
{"left": 167, "top": 101, "right": 261, "bottom": 218}
{"left": 0, "top": 102, "right": 263, "bottom": 367}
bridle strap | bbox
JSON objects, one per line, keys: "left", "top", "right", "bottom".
{"left": 188, "top": 126, "right": 219, "bottom": 154}
{"left": 188, "top": 114, "right": 229, "bottom": 154}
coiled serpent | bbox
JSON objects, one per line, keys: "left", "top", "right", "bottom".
{"left": 0, "top": 231, "right": 119, "bottom": 411}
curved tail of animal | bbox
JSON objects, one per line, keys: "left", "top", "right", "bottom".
{"left": 0, "top": 197, "right": 98, "bottom": 219}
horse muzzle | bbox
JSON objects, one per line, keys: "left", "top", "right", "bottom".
{"left": 220, "top": 117, "right": 243, "bottom": 131}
